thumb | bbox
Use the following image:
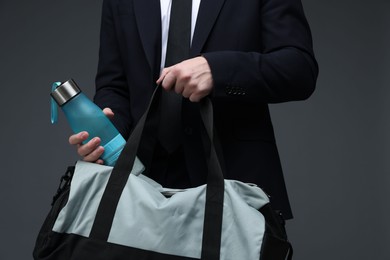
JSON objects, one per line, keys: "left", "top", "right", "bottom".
{"left": 102, "top": 107, "right": 115, "bottom": 119}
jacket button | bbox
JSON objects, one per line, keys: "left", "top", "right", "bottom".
{"left": 225, "top": 86, "right": 231, "bottom": 94}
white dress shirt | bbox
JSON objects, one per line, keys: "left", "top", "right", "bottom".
{"left": 160, "top": 0, "right": 201, "bottom": 71}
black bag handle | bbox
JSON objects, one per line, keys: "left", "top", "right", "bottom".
{"left": 90, "top": 86, "right": 224, "bottom": 260}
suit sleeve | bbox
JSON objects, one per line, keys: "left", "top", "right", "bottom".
{"left": 202, "top": 0, "right": 319, "bottom": 103}
{"left": 93, "top": 0, "right": 132, "bottom": 138}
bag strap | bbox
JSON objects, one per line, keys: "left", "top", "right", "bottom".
{"left": 90, "top": 86, "right": 225, "bottom": 260}
{"left": 89, "top": 87, "right": 161, "bottom": 241}
{"left": 199, "top": 98, "right": 224, "bottom": 260}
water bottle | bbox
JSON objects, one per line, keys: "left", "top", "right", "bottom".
{"left": 50, "top": 79, "right": 126, "bottom": 166}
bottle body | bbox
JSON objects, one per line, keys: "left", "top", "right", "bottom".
{"left": 62, "top": 93, "right": 125, "bottom": 166}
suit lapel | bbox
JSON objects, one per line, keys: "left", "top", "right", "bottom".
{"left": 191, "top": 0, "right": 226, "bottom": 56}
{"left": 132, "top": 0, "right": 226, "bottom": 68}
{"left": 133, "top": 0, "right": 162, "bottom": 76}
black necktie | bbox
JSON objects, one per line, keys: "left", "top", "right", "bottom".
{"left": 159, "top": 0, "right": 192, "bottom": 153}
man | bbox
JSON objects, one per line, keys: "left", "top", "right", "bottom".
{"left": 69, "top": 0, "right": 318, "bottom": 221}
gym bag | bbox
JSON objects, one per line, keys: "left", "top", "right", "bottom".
{"left": 33, "top": 87, "right": 292, "bottom": 259}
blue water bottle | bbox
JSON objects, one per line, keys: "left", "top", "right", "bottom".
{"left": 50, "top": 79, "right": 126, "bottom": 166}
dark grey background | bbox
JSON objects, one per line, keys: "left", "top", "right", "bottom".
{"left": 0, "top": 0, "right": 388, "bottom": 259}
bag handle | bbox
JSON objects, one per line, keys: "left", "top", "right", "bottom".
{"left": 90, "top": 86, "right": 224, "bottom": 260}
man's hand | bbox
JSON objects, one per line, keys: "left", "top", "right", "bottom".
{"left": 156, "top": 56, "right": 213, "bottom": 102}
{"left": 68, "top": 108, "right": 114, "bottom": 165}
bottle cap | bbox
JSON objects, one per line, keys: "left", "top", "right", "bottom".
{"left": 51, "top": 79, "right": 81, "bottom": 106}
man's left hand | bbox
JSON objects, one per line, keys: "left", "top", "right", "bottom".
{"left": 156, "top": 56, "right": 213, "bottom": 102}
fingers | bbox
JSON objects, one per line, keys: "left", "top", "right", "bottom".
{"left": 164, "top": 68, "right": 184, "bottom": 94}
{"left": 82, "top": 141, "right": 105, "bottom": 163}
{"left": 156, "top": 57, "right": 213, "bottom": 102}
{"left": 69, "top": 131, "right": 89, "bottom": 145}
{"left": 157, "top": 64, "right": 190, "bottom": 94}
{"left": 77, "top": 137, "right": 102, "bottom": 157}
{"left": 156, "top": 67, "right": 170, "bottom": 86}
{"left": 188, "top": 93, "right": 202, "bottom": 102}
{"left": 157, "top": 66, "right": 178, "bottom": 92}
{"left": 103, "top": 107, "right": 114, "bottom": 119}
{"left": 67, "top": 107, "right": 112, "bottom": 165}
{"left": 69, "top": 131, "right": 105, "bottom": 163}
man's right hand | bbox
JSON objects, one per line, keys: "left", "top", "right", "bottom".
{"left": 68, "top": 108, "right": 114, "bottom": 165}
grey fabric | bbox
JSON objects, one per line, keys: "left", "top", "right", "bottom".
{"left": 53, "top": 159, "right": 270, "bottom": 259}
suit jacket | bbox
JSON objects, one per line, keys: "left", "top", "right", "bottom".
{"left": 93, "top": 0, "right": 319, "bottom": 219}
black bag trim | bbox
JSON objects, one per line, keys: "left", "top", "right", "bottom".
{"left": 259, "top": 204, "right": 293, "bottom": 260}
{"left": 35, "top": 232, "right": 199, "bottom": 260}
{"left": 259, "top": 233, "right": 292, "bottom": 260}
{"left": 34, "top": 167, "right": 75, "bottom": 258}
{"left": 51, "top": 166, "right": 74, "bottom": 206}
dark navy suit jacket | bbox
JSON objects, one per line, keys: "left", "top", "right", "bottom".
{"left": 93, "top": 0, "right": 319, "bottom": 219}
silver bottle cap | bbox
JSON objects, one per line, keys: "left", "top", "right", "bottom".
{"left": 51, "top": 79, "right": 81, "bottom": 106}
